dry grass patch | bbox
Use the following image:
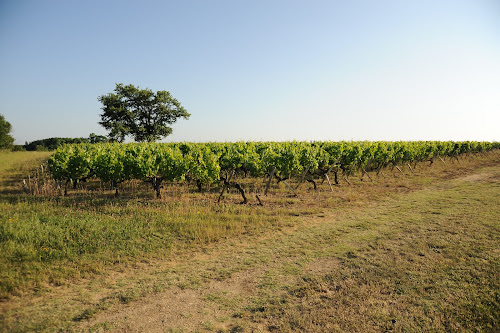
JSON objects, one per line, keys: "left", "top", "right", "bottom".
{"left": 248, "top": 174, "right": 499, "bottom": 332}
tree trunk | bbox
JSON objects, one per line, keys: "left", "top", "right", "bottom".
{"left": 305, "top": 177, "right": 317, "bottom": 190}
{"left": 218, "top": 171, "right": 247, "bottom": 204}
{"left": 275, "top": 174, "right": 289, "bottom": 184}
{"left": 233, "top": 182, "right": 248, "bottom": 204}
{"left": 153, "top": 177, "right": 163, "bottom": 199}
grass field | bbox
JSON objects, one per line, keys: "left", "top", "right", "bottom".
{"left": 0, "top": 150, "right": 499, "bottom": 332}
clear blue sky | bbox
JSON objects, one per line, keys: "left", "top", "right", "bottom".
{"left": 1, "top": 0, "right": 499, "bottom": 144}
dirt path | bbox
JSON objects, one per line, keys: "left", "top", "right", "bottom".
{"left": 79, "top": 165, "right": 500, "bottom": 332}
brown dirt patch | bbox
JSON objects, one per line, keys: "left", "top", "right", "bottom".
{"left": 460, "top": 172, "right": 499, "bottom": 183}
{"left": 304, "top": 257, "right": 340, "bottom": 276}
{"left": 80, "top": 267, "right": 265, "bottom": 332}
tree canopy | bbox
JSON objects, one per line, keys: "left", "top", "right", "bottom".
{"left": 24, "top": 137, "right": 90, "bottom": 151}
{"left": 88, "top": 133, "right": 108, "bottom": 144}
{"left": 0, "top": 114, "right": 15, "bottom": 149}
{"left": 98, "top": 83, "right": 190, "bottom": 142}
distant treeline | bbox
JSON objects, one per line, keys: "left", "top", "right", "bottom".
{"left": 22, "top": 134, "right": 108, "bottom": 151}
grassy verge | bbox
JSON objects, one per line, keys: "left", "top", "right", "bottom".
{"left": 0, "top": 151, "right": 51, "bottom": 183}
{"left": 0, "top": 187, "right": 292, "bottom": 300}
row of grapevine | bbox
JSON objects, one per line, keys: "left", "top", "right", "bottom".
{"left": 48, "top": 141, "right": 499, "bottom": 199}
{"left": 49, "top": 143, "right": 219, "bottom": 197}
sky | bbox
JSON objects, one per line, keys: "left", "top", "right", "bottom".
{"left": 1, "top": 0, "right": 499, "bottom": 144}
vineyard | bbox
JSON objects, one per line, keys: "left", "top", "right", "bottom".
{"left": 2, "top": 144, "right": 499, "bottom": 332}
{"left": 47, "top": 141, "right": 500, "bottom": 202}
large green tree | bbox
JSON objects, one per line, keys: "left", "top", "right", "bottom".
{"left": 98, "top": 83, "right": 190, "bottom": 142}
{"left": 0, "top": 114, "right": 15, "bottom": 149}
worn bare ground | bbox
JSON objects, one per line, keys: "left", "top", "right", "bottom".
{"left": 79, "top": 254, "right": 342, "bottom": 332}
{"left": 82, "top": 255, "right": 342, "bottom": 332}
{"left": 460, "top": 172, "right": 498, "bottom": 182}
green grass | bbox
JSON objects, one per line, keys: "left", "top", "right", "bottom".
{"left": 0, "top": 151, "right": 51, "bottom": 181}
{"left": 0, "top": 191, "right": 290, "bottom": 300}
